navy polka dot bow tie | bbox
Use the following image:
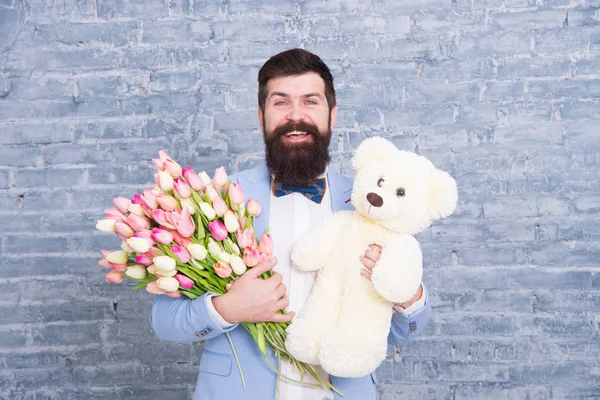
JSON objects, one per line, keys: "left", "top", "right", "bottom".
{"left": 272, "top": 178, "right": 326, "bottom": 204}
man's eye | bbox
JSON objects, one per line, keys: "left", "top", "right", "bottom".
{"left": 377, "top": 178, "right": 384, "bottom": 187}
{"left": 274, "top": 101, "right": 287, "bottom": 106}
{"left": 306, "top": 100, "right": 317, "bottom": 105}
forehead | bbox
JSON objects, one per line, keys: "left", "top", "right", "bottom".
{"left": 266, "top": 72, "right": 326, "bottom": 97}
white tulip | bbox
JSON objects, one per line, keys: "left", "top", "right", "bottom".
{"left": 158, "top": 170, "right": 174, "bottom": 191}
{"left": 96, "top": 219, "right": 116, "bottom": 233}
{"left": 230, "top": 255, "right": 247, "bottom": 275}
{"left": 180, "top": 198, "right": 197, "bottom": 215}
{"left": 223, "top": 210, "right": 240, "bottom": 233}
{"left": 158, "top": 268, "right": 177, "bottom": 277}
{"left": 217, "top": 251, "right": 231, "bottom": 264}
{"left": 157, "top": 277, "right": 179, "bottom": 292}
{"left": 147, "top": 264, "right": 158, "bottom": 275}
{"left": 199, "top": 171, "right": 212, "bottom": 186}
{"left": 120, "top": 240, "right": 134, "bottom": 253}
{"left": 188, "top": 243, "right": 208, "bottom": 261}
{"left": 127, "top": 237, "right": 151, "bottom": 253}
{"left": 128, "top": 204, "right": 145, "bottom": 216}
{"left": 199, "top": 202, "right": 216, "bottom": 220}
{"left": 106, "top": 250, "right": 128, "bottom": 264}
{"left": 207, "top": 238, "right": 221, "bottom": 257}
{"left": 153, "top": 256, "right": 176, "bottom": 272}
{"left": 125, "top": 265, "right": 147, "bottom": 279}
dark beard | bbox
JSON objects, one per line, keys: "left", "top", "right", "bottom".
{"left": 264, "top": 119, "right": 331, "bottom": 186}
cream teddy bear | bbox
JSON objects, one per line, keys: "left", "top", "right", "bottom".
{"left": 285, "top": 136, "right": 458, "bottom": 378}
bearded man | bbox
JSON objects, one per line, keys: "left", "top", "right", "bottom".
{"left": 150, "top": 48, "right": 432, "bottom": 400}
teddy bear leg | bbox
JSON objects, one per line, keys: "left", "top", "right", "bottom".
{"left": 318, "top": 306, "right": 391, "bottom": 378}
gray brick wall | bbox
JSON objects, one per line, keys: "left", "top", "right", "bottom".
{"left": 1, "top": 0, "right": 599, "bottom": 398}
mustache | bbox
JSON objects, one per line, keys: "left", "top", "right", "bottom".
{"left": 270, "top": 120, "right": 320, "bottom": 138}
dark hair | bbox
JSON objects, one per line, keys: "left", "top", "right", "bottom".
{"left": 258, "top": 48, "right": 336, "bottom": 112}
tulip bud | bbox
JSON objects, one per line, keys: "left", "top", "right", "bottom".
{"left": 236, "top": 228, "right": 255, "bottom": 249}
{"left": 199, "top": 171, "right": 212, "bottom": 186}
{"left": 147, "top": 264, "right": 158, "bottom": 275}
{"left": 164, "top": 159, "right": 183, "bottom": 178}
{"left": 188, "top": 243, "right": 208, "bottom": 261}
{"left": 106, "top": 270, "right": 124, "bottom": 284}
{"left": 157, "top": 276, "right": 180, "bottom": 292}
{"left": 204, "top": 184, "right": 220, "bottom": 202}
{"left": 175, "top": 274, "right": 194, "bottom": 289}
{"left": 114, "top": 221, "right": 135, "bottom": 239}
{"left": 158, "top": 170, "right": 174, "bottom": 191}
{"left": 152, "top": 209, "right": 176, "bottom": 229}
{"left": 125, "top": 214, "right": 151, "bottom": 231}
{"left": 207, "top": 238, "right": 221, "bottom": 257}
{"left": 151, "top": 228, "right": 173, "bottom": 245}
{"left": 230, "top": 255, "right": 247, "bottom": 275}
{"left": 199, "top": 202, "right": 216, "bottom": 220}
{"left": 141, "top": 190, "right": 159, "bottom": 210}
{"left": 212, "top": 196, "right": 228, "bottom": 218}
{"left": 136, "top": 254, "right": 154, "bottom": 266}
{"left": 217, "top": 251, "right": 231, "bottom": 264}
{"left": 213, "top": 262, "right": 232, "bottom": 278}
{"left": 223, "top": 210, "right": 240, "bottom": 233}
{"left": 180, "top": 198, "right": 197, "bottom": 215}
{"left": 208, "top": 220, "right": 228, "bottom": 241}
{"left": 224, "top": 238, "right": 240, "bottom": 256}
{"left": 125, "top": 265, "right": 147, "bottom": 279}
{"left": 182, "top": 167, "right": 205, "bottom": 191}
{"left": 96, "top": 219, "right": 116, "bottom": 233}
{"left": 153, "top": 256, "right": 176, "bottom": 272}
{"left": 176, "top": 207, "right": 195, "bottom": 238}
{"left": 243, "top": 247, "right": 260, "bottom": 267}
{"left": 113, "top": 197, "right": 132, "bottom": 214}
{"left": 106, "top": 250, "right": 129, "bottom": 264}
{"left": 172, "top": 246, "right": 191, "bottom": 264}
{"left": 213, "top": 166, "right": 228, "bottom": 189}
{"left": 228, "top": 183, "right": 245, "bottom": 207}
{"left": 127, "top": 237, "right": 151, "bottom": 253}
{"left": 259, "top": 233, "right": 273, "bottom": 256}
{"left": 246, "top": 199, "right": 262, "bottom": 217}
{"left": 158, "top": 268, "right": 177, "bottom": 277}
{"left": 174, "top": 177, "right": 192, "bottom": 199}
{"left": 127, "top": 203, "right": 145, "bottom": 216}
{"left": 146, "top": 281, "right": 167, "bottom": 294}
{"left": 98, "top": 258, "right": 110, "bottom": 268}
{"left": 104, "top": 207, "right": 124, "bottom": 221}
{"left": 156, "top": 194, "right": 178, "bottom": 212}
{"left": 121, "top": 240, "right": 134, "bottom": 253}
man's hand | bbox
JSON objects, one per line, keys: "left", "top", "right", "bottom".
{"left": 212, "top": 257, "right": 295, "bottom": 324}
{"left": 360, "top": 243, "right": 423, "bottom": 309}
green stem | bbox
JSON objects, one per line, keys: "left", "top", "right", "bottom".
{"left": 225, "top": 332, "right": 246, "bottom": 390}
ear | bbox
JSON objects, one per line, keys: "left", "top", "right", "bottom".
{"left": 352, "top": 136, "right": 399, "bottom": 171}
{"left": 258, "top": 107, "right": 265, "bottom": 133}
{"left": 428, "top": 168, "right": 458, "bottom": 220}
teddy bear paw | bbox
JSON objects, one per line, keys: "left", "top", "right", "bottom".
{"left": 318, "top": 331, "right": 386, "bottom": 378}
{"left": 284, "top": 324, "right": 322, "bottom": 365}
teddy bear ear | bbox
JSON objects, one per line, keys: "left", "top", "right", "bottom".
{"left": 352, "top": 136, "right": 399, "bottom": 171}
{"left": 428, "top": 168, "right": 458, "bottom": 220}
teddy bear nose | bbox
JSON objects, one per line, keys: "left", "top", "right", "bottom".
{"left": 366, "top": 192, "right": 384, "bottom": 207}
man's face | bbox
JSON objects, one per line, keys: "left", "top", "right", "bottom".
{"left": 259, "top": 72, "right": 338, "bottom": 186}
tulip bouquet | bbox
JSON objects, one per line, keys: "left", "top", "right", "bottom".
{"left": 95, "top": 151, "right": 339, "bottom": 395}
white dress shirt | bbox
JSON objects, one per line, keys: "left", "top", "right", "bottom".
{"left": 206, "top": 175, "right": 426, "bottom": 399}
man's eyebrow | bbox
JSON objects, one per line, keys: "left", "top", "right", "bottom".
{"left": 302, "top": 92, "right": 323, "bottom": 99}
{"left": 268, "top": 92, "right": 324, "bottom": 99}
{"left": 269, "top": 92, "right": 288, "bottom": 98}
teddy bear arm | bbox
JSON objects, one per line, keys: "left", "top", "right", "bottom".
{"left": 371, "top": 234, "right": 423, "bottom": 303}
{"left": 291, "top": 211, "right": 351, "bottom": 272}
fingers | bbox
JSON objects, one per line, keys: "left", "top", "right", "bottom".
{"left": 360, "top": 255, "right": 377, "bottom": 270}
{"left": 246, "top": 256, "right": 277, "bottom": 278}
{"left": 270, "top": 311, "right": 295, "bottom": 323}
{"left": 360, "top": 268, "right": 372, "bottom": 281}
{"left": 269, "top": 271, "right": 283, "bottom": 286}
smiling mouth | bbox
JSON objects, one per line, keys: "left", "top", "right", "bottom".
{"left": 285, "top": 131, "right": 309, "bottom": 137}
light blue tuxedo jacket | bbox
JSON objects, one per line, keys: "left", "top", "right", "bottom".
{"left": 150, "top": 164, "right": 433, "bottom": 400}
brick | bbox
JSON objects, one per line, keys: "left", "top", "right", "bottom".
{"left": 497, "top": 57, "right": 572, "bottom": 79}
{"left": 13, "top": 168, "right": 86, "bottom": 188}
{"left": 6, "top": 48, "right": 123, "bottom": 71}
{"left": 148, "top": 71, "right": 202, "bottom": 92}
{"left": 528, "top": 78, "right": 600, "bottom": 99}
{"left": 534, "top": 291, "right": 600, "bottom": 313}
{"left": 214, "top": 111, "right": 259, "bottom": 132}
{"left": 0, "top": 123, "right": 71, "bottom": 145}
{"left": 0, "top": 327, "right": 28, "bottom": 348}
{"left": 378, "top": 384, "right": 451, "bottom": 400}
{"left": 339, "top": 15, "right": 411, "bottom": 37}
{"left": 0, "top": 169, "right": 9, "bottom": 189}
{"left": 385, "top": 106, "right": 455, "bottom": 127}
{"left": 454, "top": 384, "right": 552, "bottom": 400}
{"left": 33, "top": 21, "right": 139, "bottom": 47}
{"left": 212, "top": 20, "right": 286, "bottom": 41}
{"left": 459, "top": 32, "right": 532, "bottom": 58}
{"left": 97, "top": 0, "right": 169, "bottom": 19}
{"left": 484, "top": 81, "right": 525, "bottom": 102}
{"left": 142, "top": 20, "right": 212, "bottom": 44}
{"left": 431, "top": 314, "right": 516, "bottom": 336}
{"left": 490, "top": 10, "right": 566, "bottom": 31}
{"left": 535, "top": 30, "right": 590, "bottom": 54}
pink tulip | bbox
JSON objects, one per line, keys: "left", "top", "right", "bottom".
{"left": 114, "top": 221, "right": 134, "bottom": 239}
{"left": 237, "top": 228, "right": 255, "bottom": 249}
{"left": 165, "top": 159, "right": 182, "bottom": 178}
{"left": 212, "top": 196, "right": 228, "bottom": 218}
{"left": 152, "top": 158, "right": 165, "bottom": 171}
{"left": 172, "top": 246, "right": 191, "bottom": 264}
{"left": 141, "top": 190, "right": 159, "bottom": 210}
{"left": 214, "top": 166, "right": 228, "bottom": 189}
{"left": 106, "top": 270, "right": 124, "bottom": 284}
{"left": 104, "top": 207, "right": 124, "bottom": 221}
{"left": 154, "top": 173, "right": 161, "bottom": 187}
{"left": 152, "top": 209, "right": 176, "bottom": 229}
{"left": 109, "top": 262, "right": 128, "bottom": 272}
{"left": 98, "top": 259, "right": 110, "bottom": 268}
{"left": 259, "top": 233, "right": 273, "bottom": 256}
{"left": 176, "top": 207, "right": 195, "bottom": 238}
{"left": 101, "top": 249, "right": 112, "bottom": 258}
{"left": 205, "top": 184, "right": 219, "bottom": 202}
{"left": 125, "top": 214, "right": 151, "bottom": 231}
{"left": 146, "top": 281, "right": 167, "bottom": 295}
{"left": 113, "top": 197, "right": 132, "bottom": 214}
{"left": 151, "top": 228, "right": 174, "bottom": 245}
{"left": 208, "top": 220, "right": 228, "bottom": 241}
{"left": 133, "top": 229, "right": 152, "bottom": 239}
{"left": 135, "top": 254, "right": 154, "bottom": 266}
{"left": 175, "top": 274, "right": 194, "bottom": 289}
{"left": 213, "top": 262, "right": 232, "bottom": 278}
{"left": 167, "top": 209, "right": 180, "bottom": 228}
{"left": 243, "top": 247, "right": 260, "bottom": 267}
{"left": 182, "top": 167, "right": 205, "bottom": 191}
{"left": 174, "top": 178, "right": 192, "bottom": 199}
{"left": 156, "top": 193, "right": 179, "bottom": 211}
{"left": 228, "top": 183, "right": 245, "bottom": 206}
{"left": 247, "top": 199, "right": 262, "bottom": 217}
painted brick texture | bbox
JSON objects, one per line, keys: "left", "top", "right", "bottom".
{"left": 1, "top": 0, "right": 599, "bottom": 399}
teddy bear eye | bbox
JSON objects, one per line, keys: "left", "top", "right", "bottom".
{"left": 396, "top": 188, "right": 406, "bottom": 197}
{"left": 377, "top": 178, "right": 385, "bottom": 187}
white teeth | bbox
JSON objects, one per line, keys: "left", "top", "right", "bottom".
{"left": 285, "top": 131, "right": 308, "bottom": 136}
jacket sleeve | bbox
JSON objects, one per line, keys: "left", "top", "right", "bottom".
{"left": 387, "top": 284, "right": 432, "bottom": 346}
{"left": 149, "top": 292, "right": 239, "bottom": 342}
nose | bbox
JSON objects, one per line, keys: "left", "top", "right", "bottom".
{"left": 366, "top": 192, "right": 383, "bottom": 207}
{"left": 287, "top": 103, "right": 304, "bottom": 122}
